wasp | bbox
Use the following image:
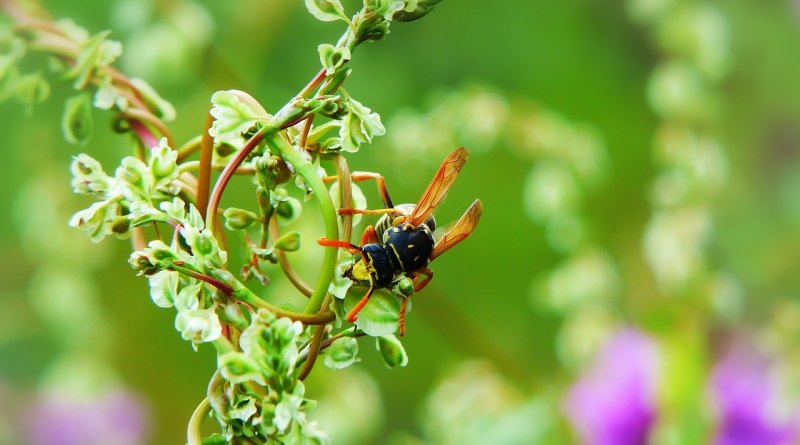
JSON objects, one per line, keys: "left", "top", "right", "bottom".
{"left": 318, "top": 147, "right": 482, "bottom": 335}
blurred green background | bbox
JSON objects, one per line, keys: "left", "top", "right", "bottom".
{"left": 3, "top": 0, "right": 800, "bottom": 444}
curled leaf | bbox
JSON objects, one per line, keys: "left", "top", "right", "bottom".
{"left": 305, "top": 0, "right": 349, "bottom": 23}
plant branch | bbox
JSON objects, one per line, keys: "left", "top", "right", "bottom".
{"left": 298, "top": 294, "right": 332, "bottom": 381}
{"left": 197, "top": 112, "right": 215, "bottom": 222}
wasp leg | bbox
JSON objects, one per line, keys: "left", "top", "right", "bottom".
{"left": 413, "top": 267, "right": 434, "bottom": 292}
{"left": 346, "top": 282, "right": 375, "bottom": 323}
{"left": 323, "top": 172, "right": 394, "bottom": 209}
{"left": 398, "top": 297, "right": 408, "bottom": 336}
{"left": 361, "top": 225, "right": 380, "bottom": 245}
{"left": 317, "top": 237, "right": 361, "bottom": 252}
{"left": 338, "top": 207, "right": 399, "bottom": 217}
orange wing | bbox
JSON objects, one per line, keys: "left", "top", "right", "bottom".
{"left": 405, "top": 147, "right": 469, "bottom": 228}
{"left": 430, "top": 199, "right": 482, "bottom": 261}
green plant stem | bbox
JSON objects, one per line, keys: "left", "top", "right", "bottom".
{"left": 333, "top": 154, "right": 354, "bottom": 242}
{"left": 177, "top": 135, "right": 203, "bottom": 162}
{"left": 212, "top": 336, "right": 236, "bottom": 354}
{"left": 264, "top": 134, "right": 339, "bottom": 315}
{"left": 298, "top": 294, "right": 332, "bottom": 381}
{"left": 187, "top": 397, "right": 211, "bottom": 445}
{"left": 170, "top": 264, "right": 235, "bottom": 295}
{"left": 296, "top": 327, "right": 365, "bottom": 365}
{"left": 189, "top": 268, "right": 334, "bottom": 325}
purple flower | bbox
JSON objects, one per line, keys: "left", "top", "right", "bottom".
{"left": 26, "top": 390, "right": 150, "bottom": 445}
{"left": 565, "top": 328, "right": 659, "bottom": 445}
{"left": 711, "top": 340, "right": 798, "bottom": 445}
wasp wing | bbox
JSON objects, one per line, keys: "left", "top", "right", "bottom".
{"left": 430, "top": 199, "right": 482, "bottom": 261}
{"left": 405, "top": 147, "right": 469, "bottom": 228}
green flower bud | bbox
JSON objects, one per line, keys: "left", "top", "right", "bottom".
{"left": 149, "top": 139, "right": 178, "bottom": 179}
{"left": 376, "top": 334, "right": 408, "bottom": 368}
{"left": 223, "top": 207, "right": 260, "bottom": 230}
{"left": 396, "top": 276, "right": 415, "bottom": 297}
{"left": 128, "top": 251, "right": 158, "bottom": 275}
{"left": 117, "top": 156, "right": 146, "bottom": 185}
{"left": 274, "top": 231, "right": 301, "bottom": 252}
{"left": 318, "top": 44, "right": 351, "bottom": 76}
{"left": 276, "top": 197, "right": 302, "bottom": 224}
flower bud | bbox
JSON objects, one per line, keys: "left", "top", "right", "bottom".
{"left": 223, "top": 207, "right": 260, "bottom": 230}
{"left": 276, "top": 197, "right": 302, "bottom": 224}
{"left": 396, "top": 276, "right": 415, "bottom": 297}
{"left": 376, "top": 334, "right": 408, "bottom": 368}
{"left": 274, "top": 231, "right": 301, "bottom": 252}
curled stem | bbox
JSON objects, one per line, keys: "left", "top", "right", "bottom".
{"left": 264, "top": 134, "right": 339, "bottom": 315}
{"left": 187, "top": 398, "right": 211, "bottom": 445}
{"left": 205, "top": 127, "right": 270, "bottom": 232}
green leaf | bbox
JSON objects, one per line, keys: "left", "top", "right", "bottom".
{"left": 62, "top": 93, "right": 94, "bottom": 145}
{"left": 209, "top": 89, "right": 269, "bottom": 148}
{"left": 323, "top": 337, "right": 360, "bottom": 370}
{"left": 339, "top": 95, "right": 385, "bottom": 153}
{"left": 304, "top": 0, "right": 349, "bottom": 23}
{"left": 345, "top": 287, "right": 401, "bottom": 336}
{"left": 376, "top": 334, "right": 408, "bottom": 367}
